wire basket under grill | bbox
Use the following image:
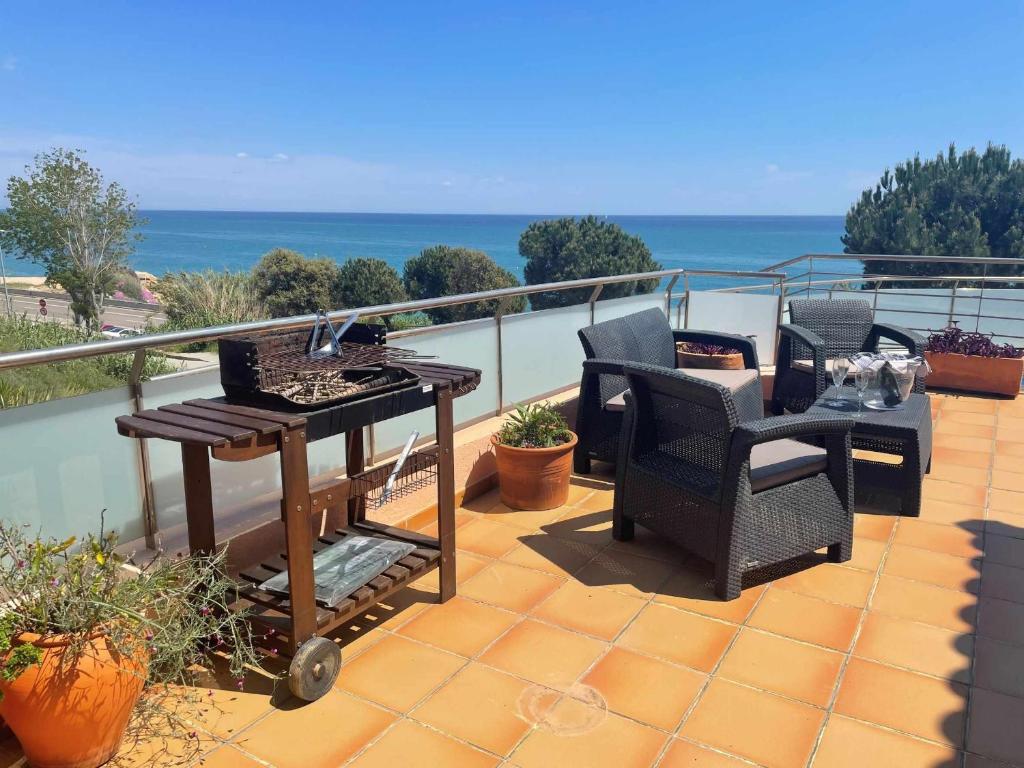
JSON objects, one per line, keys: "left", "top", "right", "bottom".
{"left": 349, "top": 447, "right": 439, "bottom": 510}
{"left": 219, "top": 324, "right": 423, "bottom": 409}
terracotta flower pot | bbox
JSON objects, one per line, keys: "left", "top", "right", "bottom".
{"left": 676, "top": 348, "right": 745, "bottom": 370}
{"left": 0, "top": 630, "right": 147, "bottom": 768}
{"left": 924, "top": 351, "right": 1023, "bottom": 398}
{"left": 491, "top": 432, "right": 578, "bottom": 510}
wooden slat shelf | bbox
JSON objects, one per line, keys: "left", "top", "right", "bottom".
{"left": 233, "top": 526, "right": 441, "bottom": 634}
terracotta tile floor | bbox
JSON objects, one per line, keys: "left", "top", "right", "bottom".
{"left": 9, "top": 392, "right": 1024, "bottom": 767}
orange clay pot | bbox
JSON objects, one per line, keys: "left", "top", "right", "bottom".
{"left": 0, "top": 630, "right": 147, "bottom": 768}
{"left": 491, "top": 432, "right": 578, "bottom": 511}
{"left": 924, "top": 351, "right": 1023, "bottom": 398}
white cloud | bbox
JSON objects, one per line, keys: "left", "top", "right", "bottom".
{"left": 765, "top": 163, "right": 780, "bottom": 174}
{"left": 235, "top": 151, "right": 249, "bottom": 159}
{"left": 2, "top": 55, "right": 16, "bottom": 72}
{"left": 441, "top": 180, "right": 453, "bottom": 187}
{"left": 269, "top": 152, "right": 290, "bottom": 163}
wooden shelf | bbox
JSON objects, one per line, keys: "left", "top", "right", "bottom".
{"left": 231, "top": 524, "right": 441, "bottom": 634}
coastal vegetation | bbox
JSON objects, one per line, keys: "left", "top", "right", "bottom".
{"left": 0, "top": 315, "right": 175, "bottom": 408}
{"left": 156, "top": 269, "right": 268, "bottom": 332}
{"left": 251, "top": 247, "right": 341, "bottom": 318}
{"left": 519, "top": 215, "right": 662, "bottom": 309}
{"left": 0, "top": 149, "right": 143, "bottom": 331}
{"left": 844, "top": 144, "right": 1024, "bottom": 285}
{"left": 403, "top": 245, "right": 526, "bottom": 323}
{"left": 338, "top": 257, "right": 407, "bottom": 308}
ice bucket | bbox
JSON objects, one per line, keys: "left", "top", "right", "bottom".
{"left": 864, "top": 360, "right": 922, "bottom": 410}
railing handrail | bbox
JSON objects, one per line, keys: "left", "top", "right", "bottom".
{"left": 765, "top": 252, "right": 1024, "bottom": 272}
{"left": 0, "top": 267, "right": 783, "bottom": 372}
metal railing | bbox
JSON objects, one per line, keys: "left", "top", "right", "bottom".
{"left": 0, "top": 266, "right": 787, "bottom": 546}
{"left": 749, "top": 253, "right": 1024, "bottom": 342}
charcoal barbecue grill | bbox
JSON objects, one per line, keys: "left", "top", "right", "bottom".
{"left": 217, "top": 323, "right": 427, "bottom": 409}
{"left": 116, "top": 323, "right": 480, "bottom": 701}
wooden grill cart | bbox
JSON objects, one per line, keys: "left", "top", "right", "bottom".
{"left": 115, "top": 350, "right": 480, "bottom": 701}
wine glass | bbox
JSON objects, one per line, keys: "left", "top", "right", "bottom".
{"left": 854, "top": 367, "right": 873, "bottom": 416}
{"left": 829, "top": 358, "right": 850, "bottom": 404}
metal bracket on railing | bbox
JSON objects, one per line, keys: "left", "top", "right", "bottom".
{"left": 128, "top": 349, "right": 158, "bottom": 549}
{"left": 588, "top": 285, "right": 603, "bottom": 326}
{"left": 664, "top": 275, "right": 680, "bottom": 319}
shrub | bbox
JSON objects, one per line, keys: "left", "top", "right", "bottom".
{"left": 156, "top": 270, "right": 267, "bottom": 330}
{"left": 678, "top": 341, "right": 740, "bottom": 356}
{"left": 0, "top": 315, "right": 175, "bottom": 408}
{"left": 495, "top": 402, "right": 573, "bottom": 448}
{"left": 518, "top": 216, "right": 662, "bottom": 309}
{"left": 403, "top": 245, "right": 526, "bottom": 324}
{"left": 251, "top": 248, "right": 342, "bottom": 318}
{"left": 924, "top": 324, "right": 1024, "bottom": 358}
{"left": 337, "top": 257, "right": 407, "bottom": 311}
{"left": 386, "top": 312, "right": 433, "bottom": 331}
{"left": 112, "top": 270, "right": 145, "bottom": 302}
{"left": 0, "top": 520, "right": 260, "bottom": 744}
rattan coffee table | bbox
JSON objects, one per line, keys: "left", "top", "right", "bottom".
{"left": 807, "top": 385, "right": 932, "bottom": 516}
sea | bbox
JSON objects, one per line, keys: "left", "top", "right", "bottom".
{"left": 5, "top": 211, "right": 846, "bottom": 287}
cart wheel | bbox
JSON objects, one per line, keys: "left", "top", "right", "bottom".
{"left": 288, "top": 637, "right": 341, "bottom": 702}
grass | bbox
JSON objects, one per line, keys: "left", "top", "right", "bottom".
{"left": 0, "top": 314, "right": 177, "bottom": 409}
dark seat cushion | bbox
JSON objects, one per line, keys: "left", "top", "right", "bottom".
{"left": 605, "top": 368, "right": 758, "bottom": 412}
{"left": 749, "top": 439, "right": 827, "bottom": 492}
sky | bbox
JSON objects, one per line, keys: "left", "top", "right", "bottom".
{"left": 1, "top": 1, "right": 1023, "bottom": 215}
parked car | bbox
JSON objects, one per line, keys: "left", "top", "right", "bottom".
{"left": 100, "top": 324, "right": 141, "bottom": 339}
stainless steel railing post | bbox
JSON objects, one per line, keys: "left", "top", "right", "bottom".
{"left": 128, "top": 349, "right": 158, "bottom": 548}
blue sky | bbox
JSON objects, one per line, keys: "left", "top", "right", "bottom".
{"left": 1, "top": 1, "right": 1022, "bottom": 214}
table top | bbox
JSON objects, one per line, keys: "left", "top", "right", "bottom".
{"left": 806, "top": 385, "right": 931, "bottom": 436}
{"left": 116, "top": 361, "right": 481, "bottom": 447}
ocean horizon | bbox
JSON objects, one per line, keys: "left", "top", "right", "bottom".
{"left": 5, "top": 211, "right": 846, "bottom": 286}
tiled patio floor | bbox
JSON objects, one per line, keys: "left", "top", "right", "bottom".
{"left": 5, "top": 392, "right": 1024, "bottom": 767}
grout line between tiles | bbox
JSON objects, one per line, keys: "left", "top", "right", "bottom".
{"left": 804, "top": 503, "right": 900, "bottom": 767}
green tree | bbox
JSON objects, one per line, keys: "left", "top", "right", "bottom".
{"left": 0, "top": 148, "right": 143, "bottom": 330}
{"left": 251, "top": 248, "right": 342, "bottom": 317}
{"left": 403, "top": 245, "right": 526, "bottom": 323}
{"left": 337, "top": 257, "right": 407, "bottom": 308}
{"left": 518, "top": 216, "right": 662, "bottom": 309}
{"left": 843, "top": 144, "right": 1024, "bottom": 285}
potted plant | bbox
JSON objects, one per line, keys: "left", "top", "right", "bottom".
{"left": 0, "top": 520, "right": 260, "bottom": 768}
{"left": 923, "top": 324, "right": 1024, "bottom": 397}
{"left": 676, "top": 341, "right": 744, "bottom": 370}
{"left": 491, "top": 402, "right": 578, "bottom": 510}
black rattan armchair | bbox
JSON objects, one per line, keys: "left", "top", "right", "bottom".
{"left": 771, "top": 298, "right": 925, "bottom": 415}
{"left": 613, "top": 363, "right": 854, "bottom": 600}
{"left": 575, "top": 308, "right": 761, "bottom": 473}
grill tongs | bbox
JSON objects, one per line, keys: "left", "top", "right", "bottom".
{"left": 306, "top": 311, "right": 361, "bottom": 359}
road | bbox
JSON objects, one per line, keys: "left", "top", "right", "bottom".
{"left": 2, "top": 289, "right": 166, "bottom": 330}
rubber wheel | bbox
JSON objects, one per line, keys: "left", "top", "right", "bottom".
{"left": 288, "top": 637, "right": 341, "bottom": 702}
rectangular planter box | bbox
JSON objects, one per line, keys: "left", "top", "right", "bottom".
{"left": 924, "top": 351, "right": 1023, "bottom": 398}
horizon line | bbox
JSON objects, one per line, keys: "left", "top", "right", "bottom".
{"left": 133, "top": 209, "right": 847, "bottom": 218}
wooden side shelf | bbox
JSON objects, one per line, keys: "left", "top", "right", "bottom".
{"left": 231, "top": 524, "right": 441, "bottom": 635}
